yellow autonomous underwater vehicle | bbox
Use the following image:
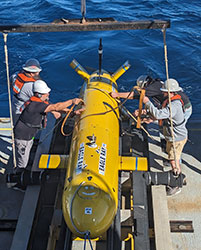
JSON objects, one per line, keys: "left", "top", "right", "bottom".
{"left": 39, "top": 42, "right": 148, "bottom": 239}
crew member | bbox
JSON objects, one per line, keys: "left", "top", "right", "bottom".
{"left": 110, "top": 75, "right": 192, "bottom": 122}
{"left": 14, "top": 80, "right": 84, "bottom": 175}
{"left": 110, "top": 75, "right": 164, "bottom": 105}
{"left": 137, "top": 75, "right": 192, "bottom": 122}
{"left": 11, "top": 58, "right": 42, "bottom": 125}
{"left": 142, "top": 79, "right": 188, "bottom": 196}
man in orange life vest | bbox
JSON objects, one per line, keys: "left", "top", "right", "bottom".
{"left": 110, "top": 75, "right": 192, "bottom": 122}
{"left": 14, "top": 80, "right": 83, "bottom": 174}
{"left": 11, "top": 58, "right": 42, "bottom": 125}
{"left": 142, "top": 79, "right": 188, "bottom": 195}
{"left": 134, "top": 75, "right": 192, "bottom": 153}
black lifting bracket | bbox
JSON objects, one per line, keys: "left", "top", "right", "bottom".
{"left": 0, "top": 18, "right": 170, "bottom": 33}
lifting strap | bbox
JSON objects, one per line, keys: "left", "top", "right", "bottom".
{"left": 136, "top": 89, "right": 145, "bottom": 129}
{"left": 3, "top": 33, "right": 16, "bottom": 169}
{"left": 162, "top": 27, "right": 179, "bottom": 172}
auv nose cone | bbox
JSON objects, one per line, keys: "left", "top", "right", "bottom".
{"left": 63, "top": 183, "right": 116, "bottom": 238}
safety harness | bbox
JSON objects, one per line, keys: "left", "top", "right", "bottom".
{"left": 159, "top": 94, "right": 185, "bottom": 127}
{"left": 19, "top": 96, "right": 49, "bottom": 129}
{"left": 12, "top": 71, "right": 36, "bottom": 95}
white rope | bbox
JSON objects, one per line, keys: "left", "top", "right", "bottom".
{"left": 3, "top": 33, "right": 17, "bottom": 169}
{"left": 162, "top": 28, "right": 179, "bottom": 172}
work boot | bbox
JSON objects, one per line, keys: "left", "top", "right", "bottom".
{"left": 12, "top": 183, "right": 26, "bottom": 192}
{"left": 166, "top": 186, "right": 181, "bottom": 196}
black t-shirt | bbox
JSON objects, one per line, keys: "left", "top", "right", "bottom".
{"left": 133, "top": 79, "right": 191, "bottom": 108}
{"left": 133, "top": 78, "right": 164, "bottom": 105}
{"left": 14, "top": 101, "right": 49, "bottom": 140}
{"left": 144, "top": 79, "right": 164, "bottom": 103}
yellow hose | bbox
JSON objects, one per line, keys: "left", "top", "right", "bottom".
{"left": 124, "top": 233, "right": 134, "bottom": 250}
{"left": 61, "top": 104, "right": 75, "bottom": 136}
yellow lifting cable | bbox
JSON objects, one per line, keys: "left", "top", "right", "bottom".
{"left": 162, "top": 27, "right": 178, "bottom": 172}
{"left": 124, "top": 233, "right": 134, "bottom": 250}
{"left": 3, "top": 33, "right": 16, "bottom": 169}
{"left": 136, "top": 88, "right": 146, "bottom": 129}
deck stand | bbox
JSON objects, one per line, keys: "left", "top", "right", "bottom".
{"left": 10, "top": 114, "right": 56, "bottom": 250}
{"left": 147, "top": 122, "right": 173, "bottom": 250}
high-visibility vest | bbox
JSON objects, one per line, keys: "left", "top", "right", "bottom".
{"left": 158, "top": 94, "right": 184, "bottom": 126}
{"left": 12, "top": 72, "right": 36, "bottom": 94}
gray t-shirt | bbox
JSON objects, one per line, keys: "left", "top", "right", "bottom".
{"left": 145, "top": 99, "right": 188, "bottom": 142}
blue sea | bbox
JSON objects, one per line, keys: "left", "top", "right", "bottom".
{"left": 0, "top": 0, "right": 201, "bottom": 118}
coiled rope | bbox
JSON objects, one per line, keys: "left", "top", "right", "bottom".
{"left": 162, "top": 27, "right": 179, "bottom": 173}
{"left": 3, "top": 33, "right": 16, "bottom": 169}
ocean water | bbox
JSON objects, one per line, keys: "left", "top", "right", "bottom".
{"left": 0, "top": 0, "right": 201, "bottom": 118}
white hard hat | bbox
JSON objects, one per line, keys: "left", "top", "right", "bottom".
{"left": 160, "top": 78, "right": 182, "bottom": 92}
{"left": 23, "top": 58, "right": 42, "bottom": 73}
{"left": 33, "top": 80, "right": 51, "bottom": 94}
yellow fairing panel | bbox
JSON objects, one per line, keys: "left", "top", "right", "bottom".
{"left": 112, "top": 60, "right": 131, "bottom": 81}
{"left": 39, "top": 154, "right": 69, "bottom": 169}
{"left": 120, "top": 156, "right": 148, "bottom": 171}
{"left": 70, "top": 59, "right": 90, "bottom": 80}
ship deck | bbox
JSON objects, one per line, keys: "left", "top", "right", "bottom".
{"left": 0, "top": 117, "right": 200, "bottom": 250}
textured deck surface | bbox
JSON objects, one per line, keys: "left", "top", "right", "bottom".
{"left": 0, "top": 118, "right": 24, "bottom": 250}
{"left": 148, "top": 119, "right": 201, "bottom": 250}
{"left": 0, "top": 118, "right": 201, "bottom": 250}
{"left": 168, "top": 120, "right": 201, "bottom": 250}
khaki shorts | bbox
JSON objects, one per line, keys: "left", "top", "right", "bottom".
{"left": 166, "top": 138, "right": 187, "bottom": 160}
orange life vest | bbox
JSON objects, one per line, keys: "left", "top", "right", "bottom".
{"left": 158, "top": 94, "right": 184, "bottom": 126}
{"left": 12, "top": 72, "right": 36, "bottom": 94}
{"left": 29, "top": 96, "right": 49, "bottom": 104}
{"left": 20, "top": 96, "right": 49, "bottom": 112}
